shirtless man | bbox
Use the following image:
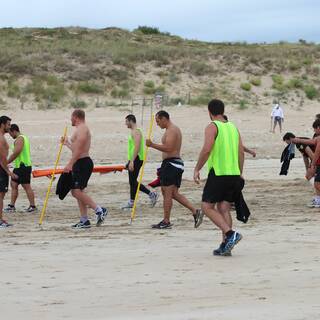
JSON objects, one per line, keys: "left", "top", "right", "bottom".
{"left": 62, "top": 109, "right": 107, "bottom": 228}
{"left": 146, "top": 110, "right": 202, "bottom": 229}
{"left": 292, "top": 119, "right": 320, "bottom": 208}
{"left": 283, "top": 132, "right": 314, "bottom": 173}
{"left": 0, "top": 116, "right": 18, "bottom": 228}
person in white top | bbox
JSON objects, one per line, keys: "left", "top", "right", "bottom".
{"left": 270, "top": 103, "right": 284, "bottom": 133}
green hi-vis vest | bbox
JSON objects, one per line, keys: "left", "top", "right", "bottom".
{"left": 207, "top": 120, "right": 240, "bottom": 176}
{"left": 127, "top": 128, "right": 145, "bottom": 161}
{"left": 14, "top": 135, "right": 32, "bottom": 168}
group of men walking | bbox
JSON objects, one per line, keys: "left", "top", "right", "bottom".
{"left": 1, "top": 99, "right": 245, "bottom": 256}
{"left": 283, "top": 114, "right": 320, "bottom": 208}
{"left": 106, "top": 99, "right": 244, "bottom": 255}
{"left": 0, "top": 116, "right": 37, "bottom": 228}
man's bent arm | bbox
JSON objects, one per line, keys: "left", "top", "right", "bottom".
{"left": 0, "top": 144, "right": 11, "bottom": 175}
{"left": 311, "top": 141, "right": 320, "bottom": 167}
{"left": 63, "top": 138, "right": 74, "bottom": 151}
{"left": 238, "top": 134, "right": 245, "bottom": 174}
{"left": 293, "top": 137, "right": 316, "bottom": 146}
{"left": 149, "top": 132, "right": 176, "bottom": 153}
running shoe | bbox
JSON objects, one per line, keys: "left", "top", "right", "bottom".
{"left": 4, "top": 204, "right": 15, "bottom": 213}
{"left": 0, "top": 220, "right": 13, "bottom": 228}
{"left": 151, "top": 220, "right": 172, "bottom": 229}
{"left": 25, "top": 206, "right": 38, "bottom": 213}
{"left": 121, "top": 200, "right": 134, "bottom": 210}
{"left": 223, "top": 231, "right": 242, "bottom": 255}
{"left": 149, "top": 192, "right": 159, "bottom": 208}
{"left": 307, "top": 199, "right": 320, "bottom": 208}
{"left": 193, "top": 209, "right": 204, "bottom": 228}
{"left": 72, "top": 220, "right": 91, "bottom": 229}
{"left": 213, "top": 242, "right": 232, "bottom": 256}
{"left": 96, "top": 207, "right": 108, "bottom": 226}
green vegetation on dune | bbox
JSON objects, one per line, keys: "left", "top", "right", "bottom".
{"left": 0, "top": 27, "right": 319, "bottom": 108}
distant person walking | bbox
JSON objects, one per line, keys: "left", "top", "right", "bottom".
{"left": 270, "top": 102, "right": 284, "bottom": 133}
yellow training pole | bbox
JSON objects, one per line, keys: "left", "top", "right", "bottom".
{"left": 39, "top": 126, "right": 67, "bottom": 226}
{"left": 131, "top": 113, "right": 154, "bottom": 223}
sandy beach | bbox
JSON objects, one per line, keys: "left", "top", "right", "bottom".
{"left": 1, "top": 105, "right": 319, "bottom": 319}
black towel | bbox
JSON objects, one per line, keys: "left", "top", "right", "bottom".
{"left": 234, "top": 178, "right": 251, "bottom": 223}
{"left": 56, "top": 172, "right": 73, "bottom": 200}
{"left": 235, "top": 192, "right": 251, "bottom": 223}
{"left": 280, "top": 143, "right": 295, "bottom": 175}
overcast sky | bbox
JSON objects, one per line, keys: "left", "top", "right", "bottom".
{"left": 0, "top": 0, "right": 319, "bottom": 43}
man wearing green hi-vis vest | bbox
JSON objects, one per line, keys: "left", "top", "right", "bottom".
{"left": 122, "top": 114, "right": 158, "bottom": 210}
{"left": 194, "top": 99, "right": 245, "bottom": 256}
{"left": 5, "top": 124, "right": 37, "bottom": 213}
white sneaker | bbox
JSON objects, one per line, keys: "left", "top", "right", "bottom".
{"left": 307, "top": 199, "right": 320, "bottom": 208}
{"left": 4, "top": 205, "right": 15, "bottom": 213}
{"left": 149, "top": 192, "right": 159, "bottom": 208}
{"left": 25, "top": 206, "right": 38, "bottom": 213}
{"left": 121, "top": 200, "right": 134, "bottom": 210}
{"left": 0, "top": 220, "right": 12, "bottom": 228}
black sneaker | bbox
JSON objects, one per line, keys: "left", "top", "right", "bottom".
{"left": 151, "top": 220, "right": 172, "bottom": 229}
{"left": 96, "top": 207, "right": 108, "bottom": 226}
{"left": 4, "top": 204, "right": 15, "bottom": 213}
{"left": 0, "top": 219, "right": 13, "bottom": 228}
{"left": 25, "top": 206, "right": 38, "bottom": 213}
{"left": 72, "top": 220, "right": 91, "bottom": 229}
{"left": 193, "top": 209, "right": 204, "bottom": 228}
{"left": 223, "top": 231, "right": 242, "bottom": 255}
{"left": 213, "top": 242, "right": 232, "bottom": 256}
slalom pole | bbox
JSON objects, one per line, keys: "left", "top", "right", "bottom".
{"left": 39, "top": 126, "right": 67, "bottom": 226}
{"left": 130, "top": 113, "right": 154, "bottom": 223}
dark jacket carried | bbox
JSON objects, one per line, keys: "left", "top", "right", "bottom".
{"left": 56, "top": 172, "right": 73, "bottom": 200}
{"left": 234, "top": 178, "right": 251, "bottom": 223}
{"left": 280, "top": 143, "right": 295, "bottom": 175}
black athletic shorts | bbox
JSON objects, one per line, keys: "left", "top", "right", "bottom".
{"left": 202, "top": 169, "right": 243, "bottom": 203}
{"left": 315, "top": 166, "right": 320, "bottom": 182}
{"left": 0, "top": 167, "right": 9, "bottom": 193}
{"left": 12, "top": 164, "right": 32, "bottom": 185}
{"left": 160, "top": 158, "right": 184, "bottom": 188}
{"left": 71, "top": 157, "right": 94, "bottom": 190}
{"left": 274, "top": 116, "right": 282, "bottom": 124}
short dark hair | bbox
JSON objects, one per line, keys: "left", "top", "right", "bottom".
{"left": 156, "top": 110, "right": 170, "bottom": 120}
{"left": 0, "top": 115, "right": 11, "bottom": 126}
{"left": 72, "top": 109, "right": 85, "bottom": 120}
{"left": 313, "top": 119, "right": 320, "bottom": 129}
{"left": 283, "top": 132, "right": 295, "bottom": 141}
{"left": 125, "top": 114, "right": 136, "bottom": 123}
{"left": 223, "top": 115, "right": 228, "bottom": 121}
{"left": 9, "top": 124, "right": 20, "bottom": 132}
{"left": 315, "top": 114, "right": 320, "bottom": 120}
{"left": 208, "top": 99, "right": 224, "bottom": 116}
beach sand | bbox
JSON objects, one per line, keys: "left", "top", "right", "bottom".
{"left": 1, "top": 105, "right": 319, "bottom": 319}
